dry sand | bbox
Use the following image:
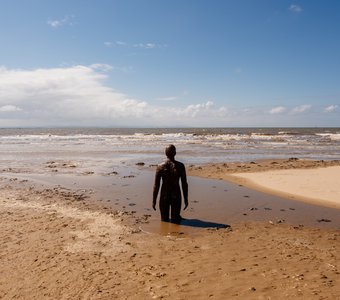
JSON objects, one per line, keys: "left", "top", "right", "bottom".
{"left": 1, "top": 159, "right": 340, "bottom": 299}
{"left": 189, "top": 158, "right": 340, "bottom": 208}
{"left": 230, "top": 166, "right": 340, "bottom": 209}
{"left": 188, "top": 158, "right": 340, "bottom": 210}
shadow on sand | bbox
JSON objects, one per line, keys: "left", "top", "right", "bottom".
{"left": 178, "top": 218, "right": 230, "bottom": 229}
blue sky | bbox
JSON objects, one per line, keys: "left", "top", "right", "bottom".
{"left": 0, "top": 0, "right": 339, "bottom": 127}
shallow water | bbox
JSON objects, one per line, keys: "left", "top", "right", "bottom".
{"left": 6, "top": 168, "right": 340, "bottom": 235}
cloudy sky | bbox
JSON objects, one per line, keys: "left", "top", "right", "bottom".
{"left": 0, "top": 0, "right": 339, "bottom": 127}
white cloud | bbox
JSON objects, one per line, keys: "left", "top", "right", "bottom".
{"left": 0, "top": 105, "right": 22, "bottom": 112}
{"left": 104, "top": 41, "right": 113, "bottom": 47}
{"left": 158, "top": 96, "right": 178, "bottom": 101}
{"left": 105, "top": 40, "right": 166, "bottom": 50}
{"left": 324, "top": 105, "right": 338, "bottom": 113}
{"left": 104, "top": 40, "right": 165, "bottom": 49}
{"left": 116, "top": 41, "right": 128, "bottom": 46}
{"left": 291, "top": 104, "right": 311, "bottom": 114}
{"left": 181, "top": 101, "right": 214, "bottom": 118}
{"left": 157, "top": 90, "right": 189, "bottom": 102}
{"left": 1, "top": 65, "right": 338, "bottom": 127}
{"left": 134, "top": 43, "right": 156, "bottom": 49}
{"left": 90, "top": 61, "right": 133, "bottom": 73}
{"left": 289, "top": 4, "right": 303, "bottom": 13}
{"left": 0, "top": 65, "right": 145, "bottom": 126}
{"left": 111, "top": 65, "right": 134, "bottom": 73}
{"left": 89, "top": 63, "right": 113, "bottom": 72}
{"left": 0, "top": 65, "right": 228, "bottom": 127}
{"left": 47, "top": 15, "right": 74, "bottom": 28}
{"left": 269, "top": 106, "right": 286, "bottom": 114}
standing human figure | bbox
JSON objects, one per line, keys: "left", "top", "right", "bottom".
{"left": 153, "top": 144, "right": 188, "bottom": 223}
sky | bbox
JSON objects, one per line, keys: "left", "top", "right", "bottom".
{"left": 0, "top": 0, "right": 339, "bottom": 128}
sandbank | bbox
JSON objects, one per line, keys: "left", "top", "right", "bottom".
{"left": 188, "top": 158, "right": 340, "bottom": 210}
{"left": 229, "top": 166, "right": 340, "bottom": 209}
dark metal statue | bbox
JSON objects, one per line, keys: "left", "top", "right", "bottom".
{"left": 153, "top": 144, "right": 188, "bottom": 223}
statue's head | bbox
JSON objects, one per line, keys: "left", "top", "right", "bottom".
{"left": 165, "top": 144, "right": 176, "bottom": 159}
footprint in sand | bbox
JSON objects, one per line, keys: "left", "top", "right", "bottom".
{"left": 264, "top": 207, "right": 272, "bottom": 211}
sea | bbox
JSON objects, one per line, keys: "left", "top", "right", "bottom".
{"left": 0, "top": 127, "right": 339, "bottom": 168}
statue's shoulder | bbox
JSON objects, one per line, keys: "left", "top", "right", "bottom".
{"left": 175, "top": 160, "right": 185, "bottom": 168}
{"left": 156, "top": 161, "right": 168, "bottom": 170}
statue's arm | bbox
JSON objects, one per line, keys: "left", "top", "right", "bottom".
{"left": 181, "top": 164, "right": 188, "bottom": 209}
{"left": 153, "top": 168, "right": 161, "bottom": 210}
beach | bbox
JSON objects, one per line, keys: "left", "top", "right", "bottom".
{"left": 1, "top": 157, "right": 340, "bottom": 299}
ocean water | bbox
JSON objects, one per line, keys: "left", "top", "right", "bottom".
{"left": 0, "top": 128, "right": 339, "bottom": 169}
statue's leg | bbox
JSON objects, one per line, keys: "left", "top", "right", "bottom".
{"left": 170, "top": 197, "right": 182, "bottom": 224}
{"left": 159, "top": 196, "right": 170, "bottom": 222}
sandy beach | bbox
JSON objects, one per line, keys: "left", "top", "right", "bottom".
{"left": 1, "top": 159, "right": 340, "bottom": 299}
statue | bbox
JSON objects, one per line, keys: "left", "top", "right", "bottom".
{"left": 153, "top": 145, "right": 188, "bottom": 223}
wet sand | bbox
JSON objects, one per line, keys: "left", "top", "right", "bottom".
{"left": 7, "top": 166, "right": 340, "bottom": 233}
{"left": 1, "top": 159, "right": 340, "bottom": 299}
